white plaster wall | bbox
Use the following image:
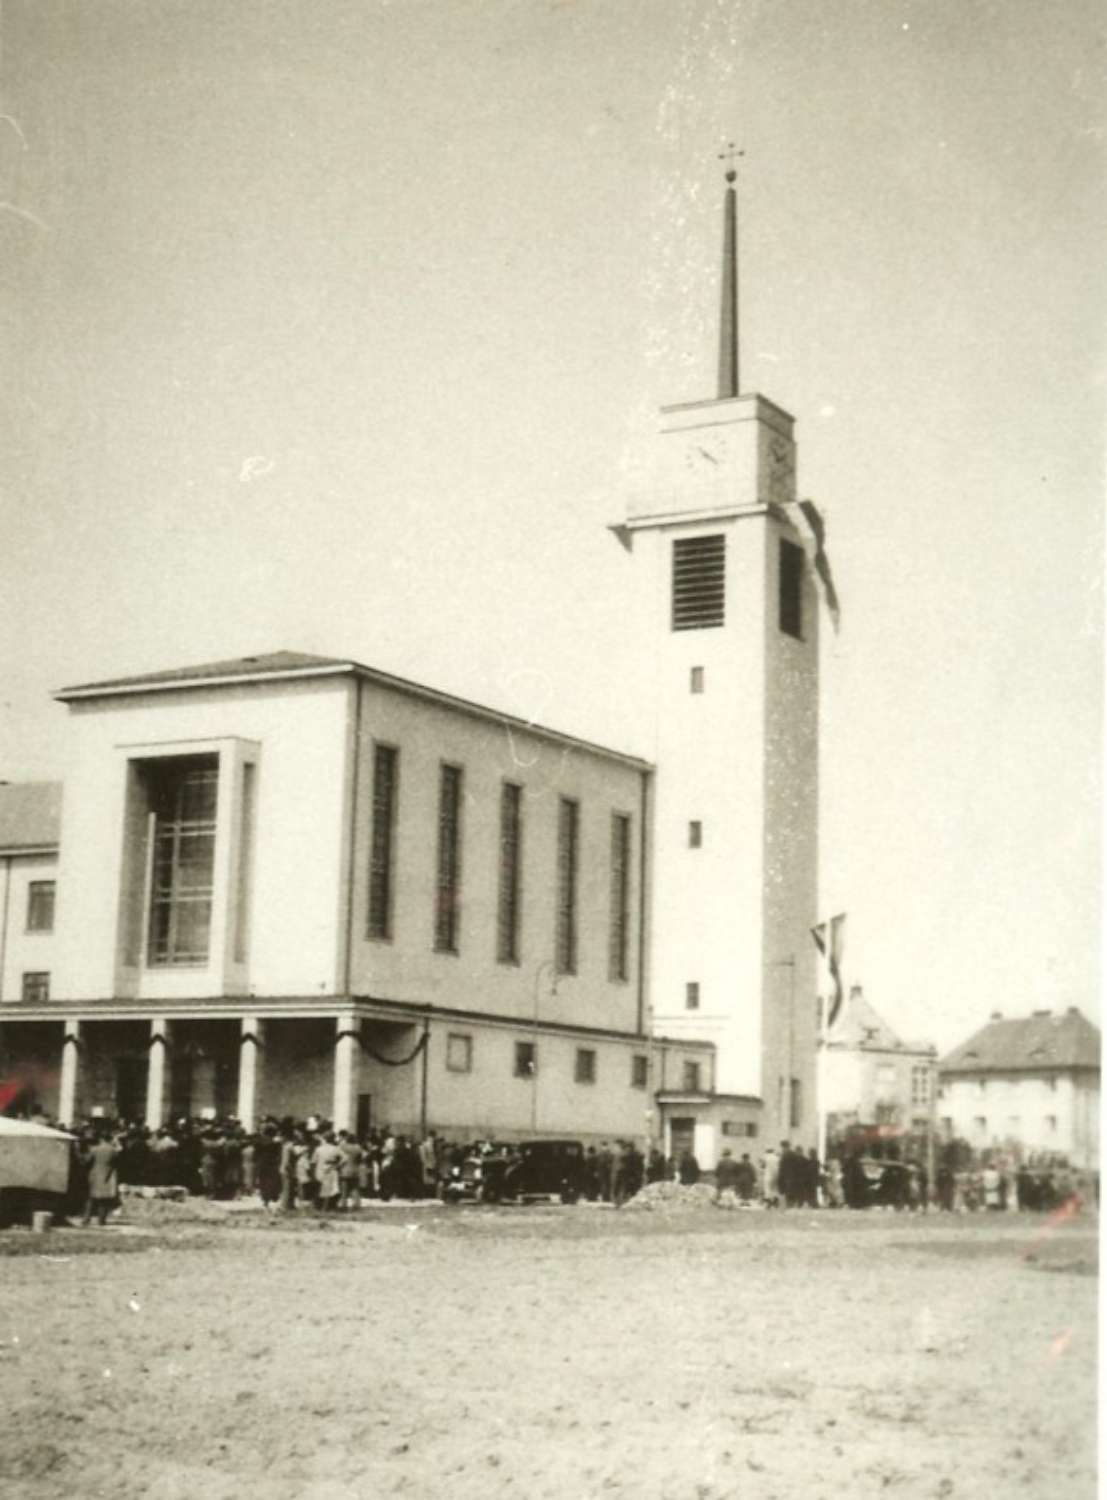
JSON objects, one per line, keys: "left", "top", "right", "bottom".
{"left": 940, "top": 1071, "right": 1099, "bottom": 1164}
{"left": 53, "top": 678, "right": 350, "bottom": 1001}
{"left": 0, "top": 852, "right": 58, "bottom": 1003}
{"left": 347, "top": 679, "right": 646, "bottom": 1036}
{"left": 641, "top": 510, "right": 768, "bottom": 1101}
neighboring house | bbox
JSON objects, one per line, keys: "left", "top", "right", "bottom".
{"left": 938, "top": 1009, "right": 1101, "bottom": 1168}
{"left": 0, "top": 782, "right": 61, "bottom": 1006}
{"left": 820, "top": 985, "right": 937, "bottom": 1142}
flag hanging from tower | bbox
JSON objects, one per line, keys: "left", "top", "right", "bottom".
{"left": 811, "top": 913, "right": 846, "bottom": 1028}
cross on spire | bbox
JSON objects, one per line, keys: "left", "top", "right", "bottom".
{"left": 718, "top": 141, "right": 745, "bottom": 183}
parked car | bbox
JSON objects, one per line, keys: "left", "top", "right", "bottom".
{"left": 441, "top": 1139, "right": 587, "bottom": 1205}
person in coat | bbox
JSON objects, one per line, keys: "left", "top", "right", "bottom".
{"left": 83, "top": 1133, "right": 121, "bottom": 1226}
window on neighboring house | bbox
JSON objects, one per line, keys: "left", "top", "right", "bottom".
{"left": 21, "top": 971, "right": 49, "bottom": 1002}
{"left": 690, "top": 666, "right": 705, "bottom": 694}
{"left": 682, "top": 1060, "right": 702, "bottom": 1092}
{"left": 514, "top": 1041, "right": 536, "bottom": 1078}
{"left": 631, "top": 1054, "right": 648, "bottom": 1089}
{"left": 555, "top": 798, "right": 579, "bottom": 975}
{"left": 368, "top": 744, "right": 399, "bottom": 941}
{"left": 609, "top": 813, "right": 631, "bottom": 982}
{"left": 147, "top": 757, "right": 218, "bottom": 966}
{"left": 446, "top": 1033, "right": 472, "bottom": 1074}
{"left": 672, "top": 534, "right": 726, "bottom": 631}
{"left": 575, "top": 1049, "right": 596, "bottom": 1085}
{"left": 688, "top": 820, "right": 703, "bottom": 849}
{"left": 26, "top": 881, "right": 56, "bottom": 933}
{"left": 497, "top": 782, "right": 523, "bottom": 964}
{"left": 433, "top": 764, "right": 463, "bottom": 953}
{"left": 789, "top": 1077, "right": 802, "bottom": 1129}
{"left": 910, "top": 1065, "right": 930, "bottom": 1107}
{"left": 685, "top": 981, "right": 700, "bottom": 1010}
{"left": 779, "top": 539, "right": 804, "bottom": 639}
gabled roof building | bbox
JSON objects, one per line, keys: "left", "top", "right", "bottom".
{"left": 937, "top": 1008, "right": 1100, "bottom": 1167}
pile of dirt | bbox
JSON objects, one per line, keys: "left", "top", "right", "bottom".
{"left": 112, "top": 1193, "right": 235, "bottom": 1225}
{"left": 621, "top": 1180, "right": 718, "bottom": 1213}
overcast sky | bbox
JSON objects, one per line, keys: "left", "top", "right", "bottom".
{"left": 0, "top": 0, "right": 1102, "bottom": 1051}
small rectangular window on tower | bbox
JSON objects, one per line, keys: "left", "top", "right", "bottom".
{"left": 685, "top": 981, "right": 700, "bottom": 1010}
{"left": 688, "top": 820, "right": 702, "bottom": 849}
{"left": 690, "top": 666, "right": 705, "bottom": 694}
{"left": 779, "top": 539, "right": 804, "bottom": 639}
{"left": 672, "top": 534, "right": 726, "bottom": 631}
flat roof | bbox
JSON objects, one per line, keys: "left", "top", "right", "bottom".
{"left": 56, "top": 650, "right": 651, "bottom": 772}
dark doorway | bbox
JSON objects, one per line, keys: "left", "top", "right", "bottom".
{"left": 115, "top": 1057, "right": 148, "bottom": 1122}
{"left": 669, "top": 1116, "right": 696, "bottom": 1164}
{"left": 356, "top": 1093, "right": 372, "bottom": 1139}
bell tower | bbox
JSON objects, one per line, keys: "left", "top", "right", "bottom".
{"left": 621, "top": 156, "right": 820, "bottom": 1152}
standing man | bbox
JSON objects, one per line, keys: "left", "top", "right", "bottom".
{"left": 83, "top": 1131, "right": 120, "bottom": 1227}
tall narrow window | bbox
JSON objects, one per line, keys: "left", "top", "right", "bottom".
{"left": 233, "top": 763, "right": 256, "bottom": 964}
{"left": 690, "top": 666, "right": 705, "bottom": 694}
{"left": 682, "top": 1060, "right": 702, "bottom": 1092}
{"left": 609, "top": 813, "right": 631, "bottom": 982}
{"left": 688, "top": 820, "right": 702, "bottom": 848}
{"left": 368, "top": 744, "right": 399, "bottom": 940}
{"left": 779, "top": 539, "right": 804, "bottom": 639}
{"left": 26, "top": 881, "right": 56, "bottom": 933}
{"left": 434, "top": 764, "right": 463, "bottom": 953}
{"left": 555, "top": 797, "right": 579, "bottom": 975}
{"left": 497, "top": 782, "right": 523, "bottom": 963}
{"left": 789, "top": 1077, "right": 802, "bottom": 1129}
{"left": 672, "top": 534, "right": 726, "bottom": 631}
{"left": 685, "top": 981, "right": 700, "bottom": 1010}
{"left": 148, "top": 758, "right": 218, "bottom": 966}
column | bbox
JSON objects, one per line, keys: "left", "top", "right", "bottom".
{"left": 58, "top": 1018, "right": 81, "bottom": 1127}
{"left": 332, "top": 1012, "right": 359, "bottom": 1134}
{"left": 145, "top": 1018, "right": 169, "bottom": 1130}
{"left": 237, "top": 1016, "right": 262, "bottom": 1131}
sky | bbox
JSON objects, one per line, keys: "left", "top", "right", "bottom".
{"left": 0, "top": 0, "right": 1102, "bottom": 1051}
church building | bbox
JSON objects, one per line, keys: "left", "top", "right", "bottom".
{"left": 0, "top": 171, "right": 827, "bottom": 1167}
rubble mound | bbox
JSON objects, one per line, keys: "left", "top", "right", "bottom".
{"left": 622, "top": 1181, "right": 719, "bottom": 1213}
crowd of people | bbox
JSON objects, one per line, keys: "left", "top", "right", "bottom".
{"left": 7, "top": 1107, "right": 1096, "bottom": 1222}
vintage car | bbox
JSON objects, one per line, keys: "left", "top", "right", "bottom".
{"left": 442, "top": 1139, "right": 586, "bottom": 1205}
{"left": 0, "top": 1117, "right": 76, "bottom": 1227}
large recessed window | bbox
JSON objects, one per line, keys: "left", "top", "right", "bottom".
{"left": 608, "top": 813, "right": 631, "bottom": 982}
{"left": 779, "top": 539, "right": 804, "bottom": 639}
{"left": 497, "top": 782, "right": 523, "bottom": 964}
{"left": 148, "top": 757, "right": 218, "bottom": 966}
{"left": 555, "top": 797, "right": 579, "bottom": 975}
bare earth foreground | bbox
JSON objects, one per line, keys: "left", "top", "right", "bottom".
{"left": 0, "top": 1204, "right": 1097, "bottom": 1500}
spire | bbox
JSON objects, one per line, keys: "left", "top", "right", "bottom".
{"left": 717, "top": 144, "right": 743, "bottom": 399}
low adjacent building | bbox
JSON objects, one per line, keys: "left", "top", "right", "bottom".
{"left": 937, "top": 1008, "right": 1101, "bottom": 1168}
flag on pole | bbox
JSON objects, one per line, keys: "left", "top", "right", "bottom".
{"left": 811, "top": 913, "right": 846, "bottom": 1029}
{"left": 797, "top": 500, "right": 841, "bottom": 632}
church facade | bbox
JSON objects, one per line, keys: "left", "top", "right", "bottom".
{"left": 0, "top": 176, "right": 826, "bottom": 1167}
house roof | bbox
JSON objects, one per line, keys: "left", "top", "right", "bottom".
{"left": 55, "top": 651, "right": 651, "bottom": 771}
{"left": 0, "top": 782, "right": 61, "bottom": 852}
{"left": 827, "top": 986, "right": 935, "bottom": 1056}
{"left": 939, "top": 1010, "right": 1101, "bottom": 1075}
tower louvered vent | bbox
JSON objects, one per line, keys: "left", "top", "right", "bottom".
{"left": 672, "top": 534, "right": 726, "bottom": 630}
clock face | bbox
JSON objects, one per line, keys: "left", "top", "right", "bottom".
{"left": 684, "top": 436, "right": 730, "bottom": 471}
{"left": 767, "top": 435, "right": 795, "bottom": 500}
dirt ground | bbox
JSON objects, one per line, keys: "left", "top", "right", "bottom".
{"left": 0, "top": 1202, "right": 1097, "bottom": 1500}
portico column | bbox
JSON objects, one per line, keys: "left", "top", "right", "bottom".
{"left": 58, "top": 1018, "right": 81, "bottom": 1127}
{"left": 238, "top": 1016, "right": 263, "bottom": 1131}
{"left": 332, "top": 1012, "right": 359, "bottom": 1133}
{"left": 145, "top": 1018, "right": 169, "bottom": 1130}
